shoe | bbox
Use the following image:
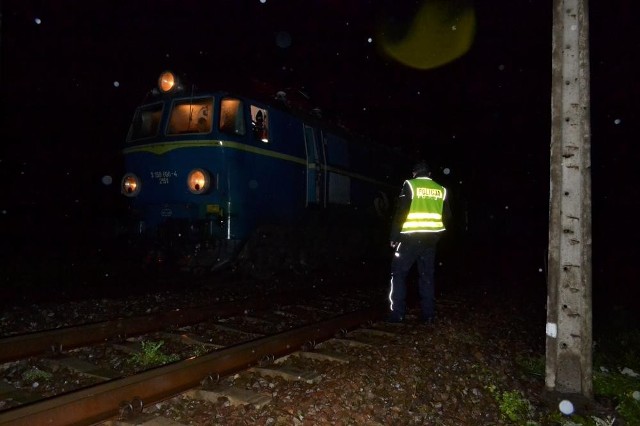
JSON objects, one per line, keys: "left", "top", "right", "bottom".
{"left": 385, "top": 314, "right": 404, "bottom": 324}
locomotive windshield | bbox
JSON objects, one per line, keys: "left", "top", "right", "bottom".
{"left": 127, "top": 94, "right": 269, "bottom": 143}
{"left": 167, "top": 97, "right": 214, "bottom": 135}
{"left": 219, "top": 98, "right": 246, "bottom": 136}
{"left": 128, "top": 102, "right": 163, "bottom": 141}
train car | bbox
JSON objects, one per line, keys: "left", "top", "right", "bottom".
{"left": 120, "top": 70, "right": 409, "bottom": 275}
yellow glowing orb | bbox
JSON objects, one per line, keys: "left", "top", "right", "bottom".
{"left": 379, "top": 0, "right": 476, "bottom": 70}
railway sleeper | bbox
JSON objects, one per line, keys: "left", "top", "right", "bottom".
{"left": 111, "top": 340, "right": 145, "bottom": 355}
{"left": 158, "top": 332, "right": 224, "bottom": 349}
{"left": 249, "top": 365, "right": 321, "bottom": 384}
{"left": 108, "top": 412, "right": 187, "bottom": 426}
{"left": 41, "top": 355, "right": 120, "bottom": 381}
{"left": 186, "top": 386, "right": 272, "bottom": 409}
{"left": 0, "top": 380, "right": 40, "bottom": 406}
{"left": 280, "top": 349, "right": 352, "bottom": 364}
{"left": 325, "top": 337, "right": 374, "bottom": 348}
{"left": 210, "top": 322, "right": 264, "bottom": 337}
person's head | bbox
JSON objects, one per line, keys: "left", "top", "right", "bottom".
{"left": 412, "top": 161, "right": 430, "bottom": 177}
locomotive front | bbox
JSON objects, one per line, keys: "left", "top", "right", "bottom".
{"left": 120, "top": 71, "right": 244, "bottom": 271}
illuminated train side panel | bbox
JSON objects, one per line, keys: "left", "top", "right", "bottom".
{"left": 121, "top": 71, "right": 407, "bottom": 270}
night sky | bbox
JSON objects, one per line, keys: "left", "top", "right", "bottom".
{"left": 1, "top": 1, "right": 637, "bottom": 310}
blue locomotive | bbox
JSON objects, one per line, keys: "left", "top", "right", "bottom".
{"left": 120, "top": 70, "right": 409, "bottom": 275}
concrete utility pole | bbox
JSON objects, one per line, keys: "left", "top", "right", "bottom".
{"left": 546, "top": 0, "right": 593, "bottom": 405}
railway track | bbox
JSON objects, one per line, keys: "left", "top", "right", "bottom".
{"left": 0, "top": 287, "right": 393, "bottom": 425}
{"left": 0, "top": 292, "right": 298, "bottom": 364}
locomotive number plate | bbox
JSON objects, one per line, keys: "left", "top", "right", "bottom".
{"left": 150, "top": 170, "right": 178, "bottom": 185}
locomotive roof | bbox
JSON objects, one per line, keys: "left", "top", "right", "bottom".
{"left": 140, "top": 70, "right": 406, "bottom": 159}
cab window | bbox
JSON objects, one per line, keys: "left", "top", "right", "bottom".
{"left": 128, "top": 102, "right": 163, "bottom": 141}
{"left": 219, "top": 98, "right": 246, "bottom": 135}
{"left": 251, "top": 105, "right": 269, "bottom": 143}
{"left": 167, "top": 97, "right": 213, "bottom": 135}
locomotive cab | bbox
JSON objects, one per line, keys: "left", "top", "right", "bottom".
{"left": 121, "top": 72, "right": 281, "bottom": 271}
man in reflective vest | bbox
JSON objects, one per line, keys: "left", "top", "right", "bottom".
{"left": 387, "top": 161, "right": 450, "bottom": 324}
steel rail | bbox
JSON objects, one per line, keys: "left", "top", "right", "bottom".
{"left": 0, "top": 293, "right": 296, "bottom": 363}
{"left": 0, "top": 304, "right": 386, "bottom": 426}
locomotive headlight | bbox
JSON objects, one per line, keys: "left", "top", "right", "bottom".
{"left": 121, "top": 173, "right": 141, "bottom": 197}
{"left": 158, "top": 71, "right": 177, "bottom": 93}
{"left": 187, "top": 169, "right": 211, "bottom": 194}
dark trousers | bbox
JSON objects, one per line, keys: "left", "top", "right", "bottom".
{"left": 388, "top": 235, "right": 440, "bottom": 319}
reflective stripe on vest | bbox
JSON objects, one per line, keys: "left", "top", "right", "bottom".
{"left": 401, "top": 178, "right": 446, "bottom": 233}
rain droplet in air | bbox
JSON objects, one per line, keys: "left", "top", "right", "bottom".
{"left": 276, "top": 31, "right": 292, "bottom": 48}
{"left": 559, "top": 400, "right": 574, "bottom": 415}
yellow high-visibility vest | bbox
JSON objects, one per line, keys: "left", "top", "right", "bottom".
{"left": 401, "top": 177, "right": 446, "bottom": 233}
